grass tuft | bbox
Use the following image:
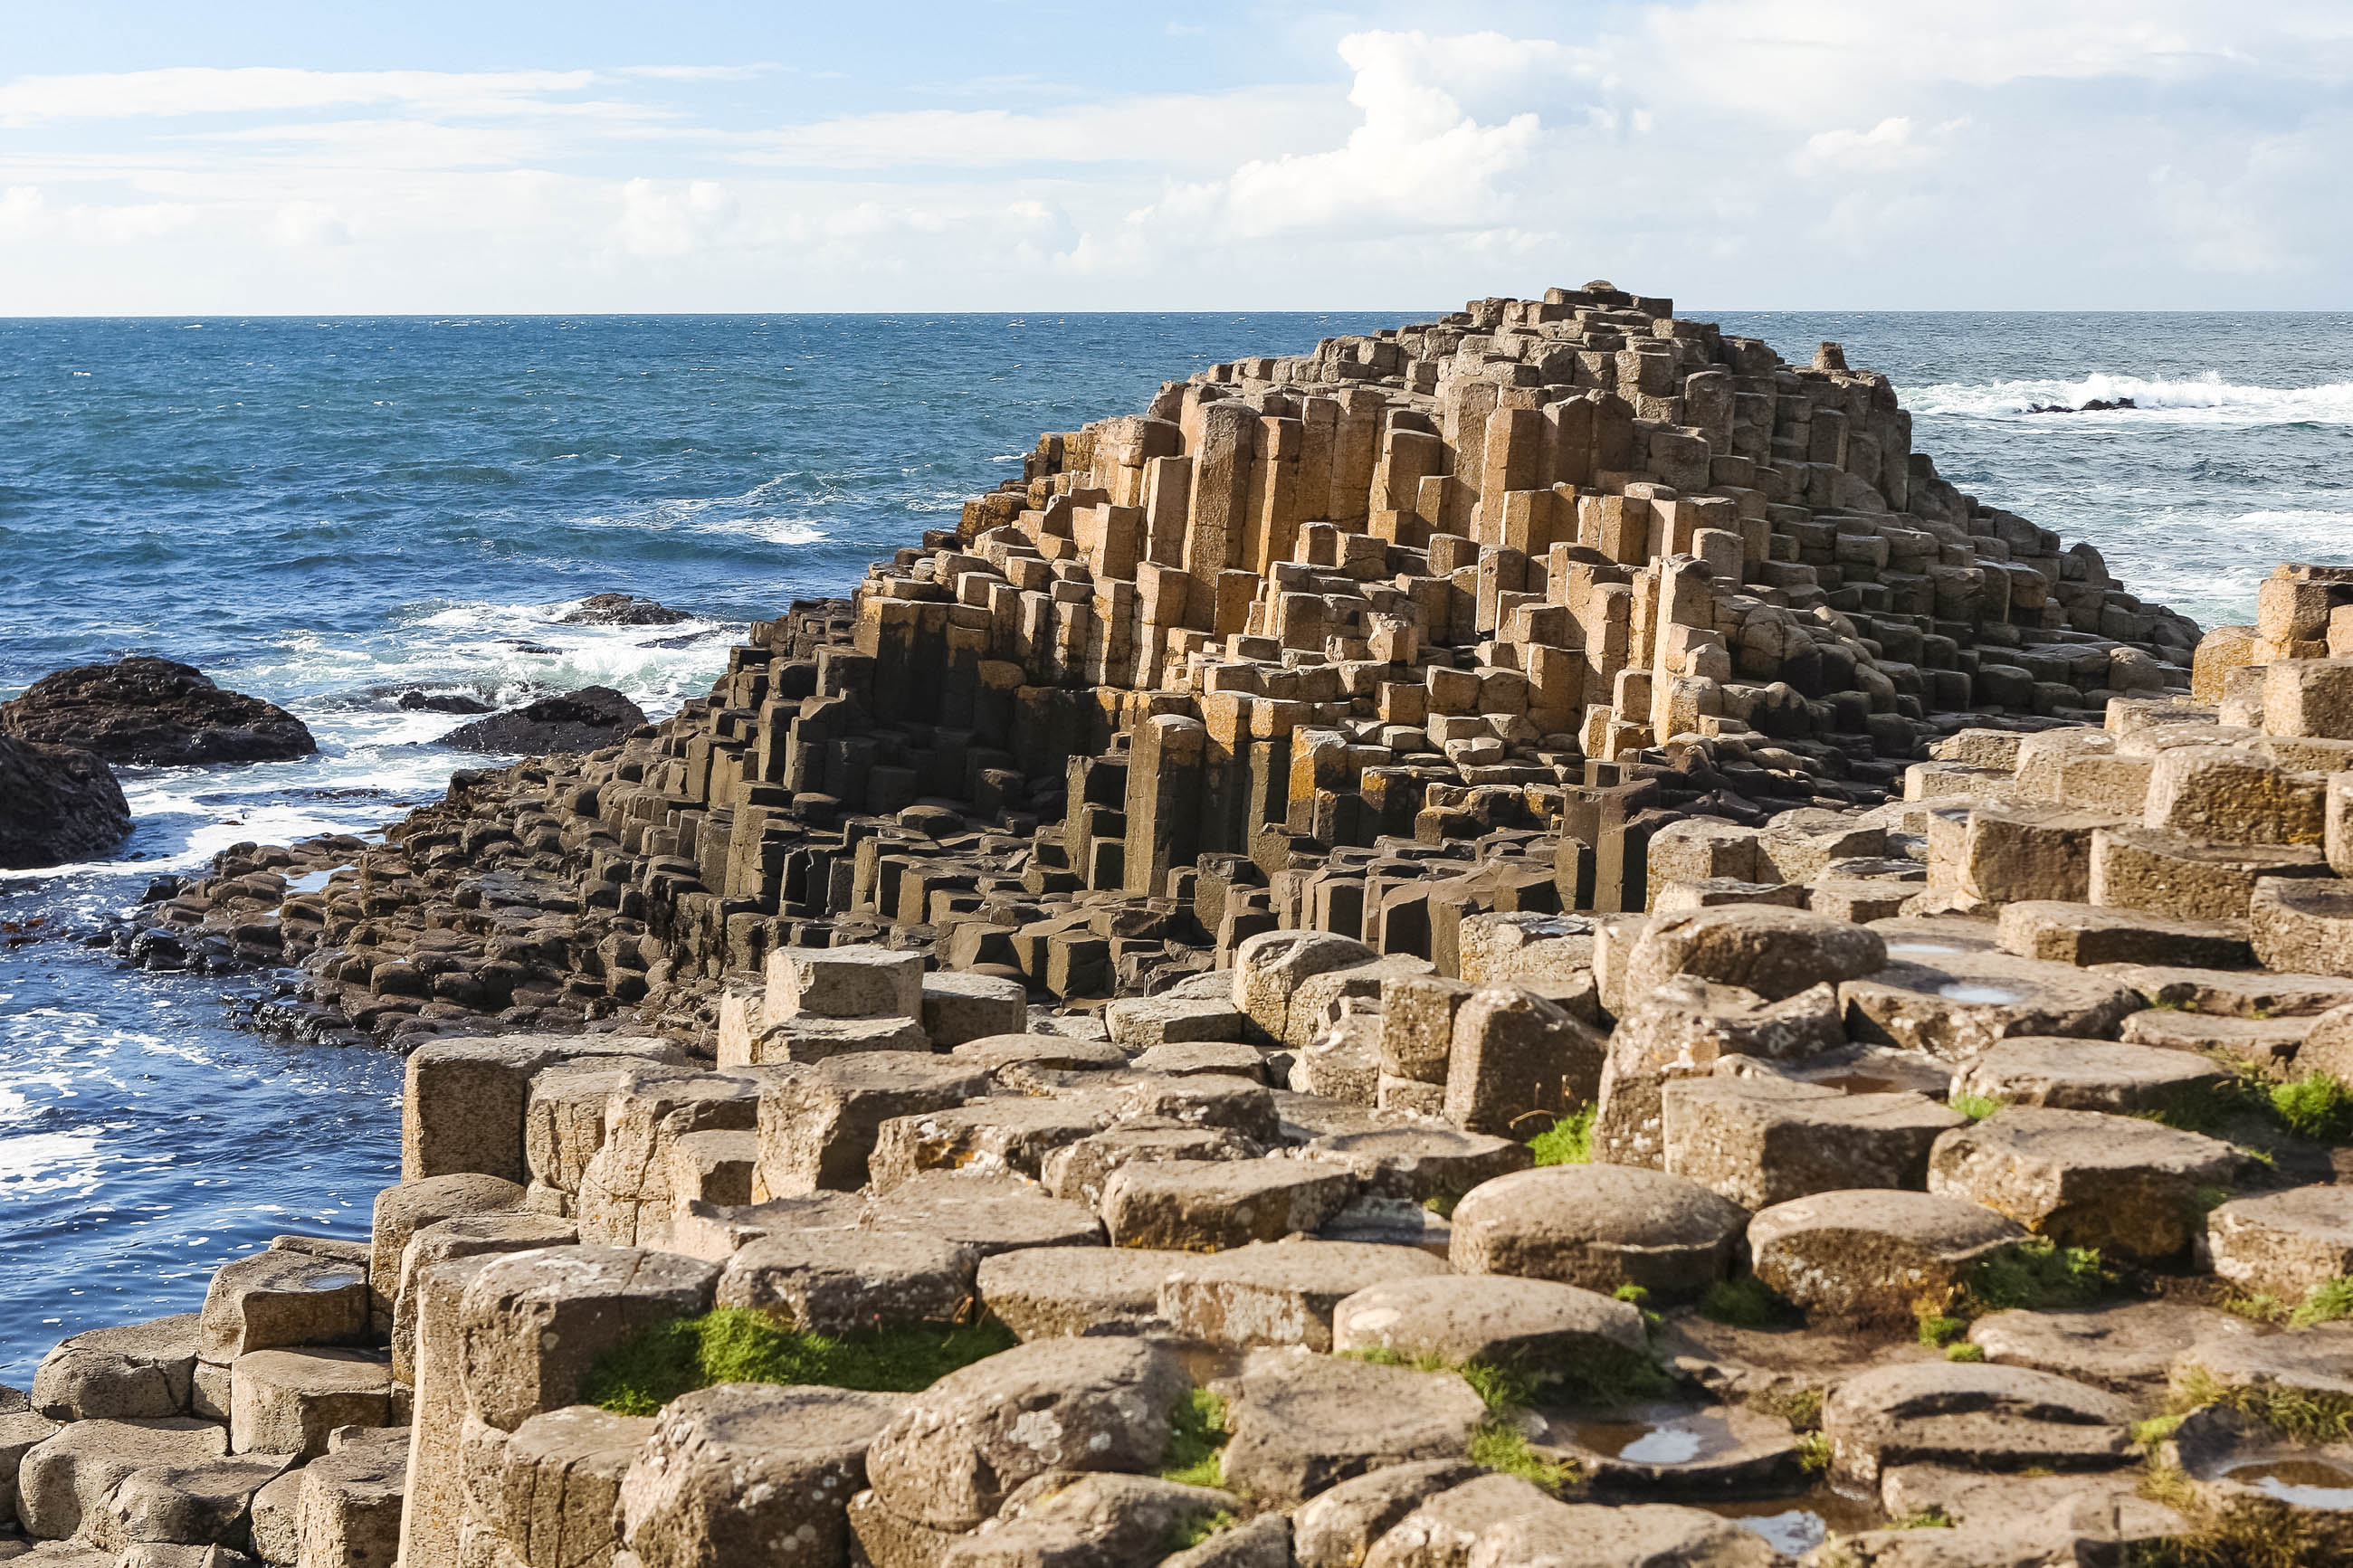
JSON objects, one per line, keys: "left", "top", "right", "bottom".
{"left": 2268, "top": 1073, "right": 2353, "bottom": 1143}
{"left": 1917, "top": 1312, "right": 1967, "bottom": 1349}
{"left": 2134, "top": 1460, "right": 2328, "bottom": 1568}
{"left": 1469, "top": 1421, "right": 1577, "bottom": 1495}
{"left": 1945, "top": 1342, "right": 1986, "bottom": 1363}
{"left": 1966, "top": 1238, "right": 2114, "bottom": 1313}
{"left": 1699, "top": 1275, "right": 1793, "bottom": 1329}
{"left": 2290, "top": 1276, "right": 2353, "bottom": 1328}
{"left": 2172, "top": 1367, "right": 2353, "bottom": 1446}
{"left": 1346, "top": 1341, "right": 1669, "bottom": 1411}
{"left": 2130, "top": 1412, "right": 2186, "bottom": 1448}
{"left": 1950, "top": 1093, "right": 2000, "bottom": 1122}
{"left": 1794, "top": 1430, "right": 1832, "bottom": 1475}
{"left": 1529, "top": 1105, "right": 1596, "bottom": 1166}
{"left": 579, "top": 1307, "right": 1016, "bottom": 1415}
{"left": 1748, "top": 1385, "right": 1824, "bottom": 1432}
{"left": 1159, "top": 1388, "right": 1228, "bottom": 1489}
{"left": 1891, "top": 1506, "right": 1953, "bottom": 1529}
{"left": 1165, "top": 1508, "right": 1236, "bottom": 1553}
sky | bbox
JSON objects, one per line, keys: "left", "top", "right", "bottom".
{"left": 2, "top": 1, "right": 2348, "bottom": 314}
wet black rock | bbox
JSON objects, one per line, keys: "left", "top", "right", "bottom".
{"left": 1, "top": 657, "right": 316, "bottom": 765}
{"left": 398, "top": 690, "right": 497, "bottom": 715}
{"left": 561, "top": 593, "right": 691, "bottom": 626}
{"left": 0, "top": 734, "right": 132, "bottom": 870}
{"left": 441, "top": 686, "right": 649, "bottom": 755}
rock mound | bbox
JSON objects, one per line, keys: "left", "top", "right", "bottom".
{"left": 442, "top": 687, "right": 648, "bottom": 755}
{"left": 2, "top": 657, "right": 315, "bottom": 765}
{"left": 0, "top": 734, "right": 131, "bottom": 870}
{"left": 561, "top": 594, "right": 691, "bottom": 627}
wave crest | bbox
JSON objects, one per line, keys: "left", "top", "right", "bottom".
{"left": 1910, "top": 372, "right": 2353, "bottom": 424}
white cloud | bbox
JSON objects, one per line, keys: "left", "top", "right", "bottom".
{"left": 1794, "top": 117, "right": 1968, "bottom": 174}
{"left": 614, "top": 178, "right": 739, "bottom": 257}
{"left": 0, "top": 7, "right": 2348, "bottom": 311}
{"left": 1130, "top": 31, "right": 1555, "bottom": 242}
{"left": 0, "top": 67, "right": 602, "bottom": 125}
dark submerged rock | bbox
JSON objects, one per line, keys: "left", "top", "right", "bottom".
{"left": 561, "top": 594, "right": 691, "bottom": 627}
{"left": 1, "top": 657, "right": 316, "bottom": 765}
{"left": 0, "top": 734, "right": 131, "bottom": 870}
{"left": 398, "top": 691, "right": 497, "bottom": 715}
{"left": 442, "top": 687, "right": 648, "bottom": 755}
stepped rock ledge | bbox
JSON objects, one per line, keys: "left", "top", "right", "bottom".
{"left": 14, "top": 285, "right": 2353, "bottom": 1568}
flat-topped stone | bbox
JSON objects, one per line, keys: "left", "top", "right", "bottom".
{"left": 1300, "top": 1126, "right": 1530, "bottom": 1205}
{"left": 1329, "top": 1274, "right": 1645, "bottom": 1366}
{"left": 1624, "top": 905, "right": 1887, "bottom": 1003}
{"left": 1662, "top": 1076, "right": 1964, "bottom": 1210}
{"left": 1103, "top": 1158, "right": 1358, "bottom": 1251}
{"left": 32, "top": 1315, "right": 198, "bottom": 1421}
{"left": 16, "top": 1417, "right": 229, "bottom": 1540}
{"left": 975, "top": 1246, "right": 1192, "bottom": 1339}
{"left": 1927, "top": 1107, "right": 2237, "bottom": 1259}
{"left": 2090, "top": 823, "right": 2332, "bottom": 921}
{"left": 228, "top": 1347, "right": 391, "bottom": 1459}
{"left": 754, "top": 1050, "right": 988, "bottom": 1197}
{"left": 2205, "top": 1186, "right": 2353, "bottom": 1304}
{"left": 1967, "top": 1302, "right": 2263, "bottom": 1393}
{"left": 620, "top": 1382, "right": 906, "bottom": 1568}
{"left": 1449, "top": 1164, "right": 1746, "bottom": 1299}
{"left": 2118, "top": 1007, "right": 2313, "bottom": 1076}
{"left": 1843, "top": 950, "right": 2143, "bottom": 1060}
{"left": 1748, "top": 1190, "right": 2024, "bottom": 1326}
{"left": 862, "top": 1170, "right": 1103, "bottom": 1256}
{"left": 2170, "top": 1326, "right": 2353, "bottom": 1402}
{"left": 1996, "top": 899, "right": 2253, "bottom": 969}
{"left": 863, "top": 1336, "right": 1186, "bottom": 1532}
{"left": 867, "top": 1092, "right": 1120, "bottom": 1191}
{"left": 1160, "top": 1240, "right": 1446, "bottom": 1351}
{"left": 715, "top": 1228, "right": 976, "bottom": 1333}
{"left": 2252, "top": 876, "right": 2353, "bottom": 976}
{"left": 1949, "top": 1037, "right": 2233, "bottom": 1117}
{"left": 1821, "top": 1361, "right": 2135, "bottom": 1489}
{"left": 1217, "top": 1351, "right": 1483, "bottom": 1505}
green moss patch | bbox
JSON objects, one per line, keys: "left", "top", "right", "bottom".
{"left": 1965, "top": 1237, "right": 2113, "bottom": 1313}
{"left": 1699, "top": 1275, "right": 1795, "bottom": 1329}
{"left": 2269, "top": 1073, "right": 2353, "bottom": 1143}
{"left": 579, "top": 1307, "right": 1017, "bottom": 1416}
{"left": 1528, "top": 1105, "right": 1595, "bottom": 1166}
{"left": 1158, "top": 1388, "right": 1228, "bottom": 1489}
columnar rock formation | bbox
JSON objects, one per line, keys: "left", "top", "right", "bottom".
{"left": 29, "top": 289, "right": 2353, "bottom": 1567}
{"left": 126, "top": 286, "right": 2198, "bottom": 1041}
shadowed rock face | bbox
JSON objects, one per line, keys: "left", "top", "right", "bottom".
{"left": 2, "top": 656, "right": 316, "bottom": 766}
{"left": 0, "top": 733, "right": 130, "bottom": 870}
{"left": 442, "top": 687, "right": 648, "bottom": 755}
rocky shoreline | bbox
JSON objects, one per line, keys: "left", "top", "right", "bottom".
{"left": 7, "top": 284, "right": 2353, "bottom": 1566}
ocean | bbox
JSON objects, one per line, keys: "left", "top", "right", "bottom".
{"left": 2, "top": 309, "right": 2348, "bottom": 1379}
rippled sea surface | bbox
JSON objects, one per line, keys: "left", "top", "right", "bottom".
{"left": 3, "top": 309, "right": 2347, "bottom": 1378}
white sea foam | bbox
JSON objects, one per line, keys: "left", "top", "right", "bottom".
{"left": 1910, "top": 373, "right": 2353, "bottom": 425}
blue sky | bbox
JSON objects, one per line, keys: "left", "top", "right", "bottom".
{"left": 3, "top": 2, "right": 2348, "bottom": 313}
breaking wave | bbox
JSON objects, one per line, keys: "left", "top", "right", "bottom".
{"left": 1910, "top": 373, "right": 2353, "bottom": 425}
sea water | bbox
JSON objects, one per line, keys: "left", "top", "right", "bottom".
{"left": 2, "top": 309, "right": 2347, "bottom": 1378}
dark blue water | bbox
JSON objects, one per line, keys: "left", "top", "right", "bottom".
{"left": 4, "top": 309, "right": 2348, "bottom": 1379}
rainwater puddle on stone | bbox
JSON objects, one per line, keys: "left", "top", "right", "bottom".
{"left": 285, "top": 869, "right": 336, "bottom": 894}
{"left": 1886, "top": 941, "right": 1967, "bottom": 958}
{"left": 305, "top": 1269, "right": 364, "bottom": 1292}
{"left": 1938, "top": 983, "right": 2025, "bottom": 1003}
{"left": 1549, "top": 1403, "right": 1744, "bottom": 1465}
{"left": 1700, "top": 1491, "right": 1884, "bottom": 1555}
{"left": 2230, "top": 1460, "right": 2353, "bottom": 1509}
